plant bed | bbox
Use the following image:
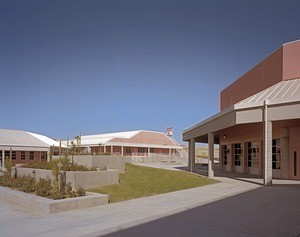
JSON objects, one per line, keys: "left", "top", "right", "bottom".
{"left": 0, "top": 186, "right": 108, "bottom": 214}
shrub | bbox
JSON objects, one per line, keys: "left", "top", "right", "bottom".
{"left": 36, "top": 178, "right": 52, "bottom": 197}
{"left": 24, "top": 158, "right": 96, "bottom": 171}
{"left": 0, "top": 175, "right": 86, "bottom": 200}
{"left": 17, "top": 176, "right": 36, "bottom": 193}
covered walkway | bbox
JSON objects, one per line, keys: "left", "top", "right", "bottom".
{"left": 183, "top": 78, "right": 300, "bottom": 186}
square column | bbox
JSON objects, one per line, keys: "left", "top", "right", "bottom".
{"left": 188, "top": 138, "right": 195, "bottom": 172}
{"left": 208, "top": 132, "right": 214, "bottom": 177}
{"left": 264, "top": 121, "right": 273, "bottom": 186}
{"left": 2, "top": 150, "right": 5, "bottom": 170}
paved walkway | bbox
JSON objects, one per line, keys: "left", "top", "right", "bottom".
{"left": 0, "top": 164, "right": 299, "bottom": 237}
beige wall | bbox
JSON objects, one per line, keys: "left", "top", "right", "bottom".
{"left": 219, "top": 120, "right": 300, "bottom": 179}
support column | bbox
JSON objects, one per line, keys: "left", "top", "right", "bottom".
{"left": 121, "top": 146, "right": 124, "bottom": 156}
{"left": 188, "top": 138, "right": 195, "bottom": 172}
{"left": 263, "top": 100, "right": 272, "bottom": 186}
{"left": 104, "top": 146, "right": 106, "bottom": 154}
{"left": 2, "top": 150, "right": 5, "bottom": 170}
{"left": 169, "top": 148, "right": 171, "bottom": 156}
{"left": 208, "top": 132, "right": 214, "bottom": 177}
{"left": 111, "top": 146, "right": 113, "bottom": 155}
{"left": 281, "top": 128, "right": 289, "bottom": 179}
{"left": 243, "top": 142, "right": 248, "bottom": 173}
{"left": 147, "top": 147, "right": 150, "bottom": 157}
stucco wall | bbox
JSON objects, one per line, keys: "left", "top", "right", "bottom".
{"left": 220, "top": 48, "right": 283, "bottom": 111}
{"left": 53, "top": 155, "right": 125, "bottom": 173}
{"left": 283, "top": 40, "right": 300, "bottom": 80}
{"left": 16, "top": 167, "right": 119, "bottom": 189}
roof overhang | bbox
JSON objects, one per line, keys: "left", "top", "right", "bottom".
{"left": 183, "top": 79, "right": 300, "bottom": 144}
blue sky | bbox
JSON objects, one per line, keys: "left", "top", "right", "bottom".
{"left": 1, "top": 0, "right": 300, "bottom": 143}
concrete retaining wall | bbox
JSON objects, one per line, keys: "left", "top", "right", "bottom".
{"left": 0, "top": 186, "right": 108, "bottom": 214}
{"left": 16, "top": 167, "right": 119, "bottom": 189}
{"left": 66, "top": 170, "right": 119, "bottom": 189}
{"left": 53, "top": 155, "right": 125, "bottom": 173}
{"left": 130, "top": 155, "right": 187, "bottom": 164}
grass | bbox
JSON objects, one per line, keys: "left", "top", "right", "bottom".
{"left": 89, "top": 163, "right": 217, "bottom": 203}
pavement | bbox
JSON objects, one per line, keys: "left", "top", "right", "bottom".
{"left": 0, "top": 164, "right": 300, "bottom": 237}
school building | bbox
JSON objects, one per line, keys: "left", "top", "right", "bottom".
{"left": 183, "top": 40, "right": 300, "bottom": 185}
{"left": 0, "top": 129, "right": 65, "bottom": 168}
{"left": 67, "top": 130, "right": 182, "bottom": 156}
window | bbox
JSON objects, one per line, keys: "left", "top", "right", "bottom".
{"left": 40, "top": 152, "right": 46, "bottom": 160}
{"left": 125, "top": 147, "right": 131, "bottom": 154}
{"left": 5, "top": 151, "right": 10, "bottom": 159}
{"left": 12, "top": 151, "right": 16, "bottom": 160}
{"left": 234, "top": 143, "right": 243, "bottom": 166}
{"left": 21, "top": 151, "right": 26, "bottom": 160}
{"left": 272, "top": 139, "right": 281, "bottom": 169}
{"left": 30, "top": 151, "right": 34, "bottom": 160}
{"left": 247, "top": 142, "right": 259, "bottom": 168}
{"left": 222, "top": 145, "right": 230, "bottom": 166}
{"left": 150, "top": 148, "right": 155, "bottom": 153}
{"left": 138, "top": 147, "right": 146, "bottom": 153}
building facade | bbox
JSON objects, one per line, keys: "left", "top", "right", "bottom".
{"left": 183, "top": 40, "right": 300, "bottom": 184}
{"left": 66, "top": 130, "right": 182, "bottom": 157}
{"left": 0, "top": 129, "right": 64, "bottom": 168}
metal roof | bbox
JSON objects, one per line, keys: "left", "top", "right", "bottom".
{"left": 0, "top": 129, "right": 49, "bottom": 147}
{"left": 82, "top": 131, "right": 141, "bottom": 140}
{"left": 64, "top": 130, "right": 181, "bottom": 148}
{"left": 0, "top": 129, "right": 63, "bottom": 148}
{"left": 235, "top": 78, "right": 300, "bottom": 109}
{"left": 183, "top": 78, "right": 300, "bottom": 140}
{"left": 28, "top": 132, "right": 67, "bottom": 148}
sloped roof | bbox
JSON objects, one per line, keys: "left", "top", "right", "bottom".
{"left": 235, "top": 78, "right": 300, "bottom": 109}
{"left": 0, "top": 129, "right": 49, "bottom": 147}
{"left": 28, "top": 132, "right": 67, "bottom": 148}
{"left": 68, "top": 130, "right": 181, "bottom": 148}
{"left": 0, "top": 129, "right": 63, "bottom": 148}
{"left": 183, "top": 78, "right": 300, "bottom": 141}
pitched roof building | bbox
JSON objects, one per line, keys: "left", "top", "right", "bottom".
{"left": 65, "top": 130, "right": 182, "bottom": 156}
{"left": 183, "top": 40, "right": 300, "bottom": 184}
{"left": 0, "top": 129, "right": 65, "bottom": 168}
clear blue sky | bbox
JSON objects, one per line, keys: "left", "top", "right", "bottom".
{"left": 1, "top": 0, "right": 300, "bottom": 143}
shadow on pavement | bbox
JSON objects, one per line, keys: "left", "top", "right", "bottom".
{"left": 100, "top": 185, "right": 300, "bottom": 237}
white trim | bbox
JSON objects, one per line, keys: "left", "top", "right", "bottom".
{"left": 0, "top": 146, "right": 49, "bottom": 152}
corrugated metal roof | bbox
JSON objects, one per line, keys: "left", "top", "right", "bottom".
{"left": 0, "top": 129, "right": 49, "bottom": 147}
{"left": 28, "top": 132, "right": 67, "bottom": 148}
{"left": 236, "top": 78, "right": 300, "bottom": 108}
{"left": 82, "top": 131, "right": 141, "bottom": 140}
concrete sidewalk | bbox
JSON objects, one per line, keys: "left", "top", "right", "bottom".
{"left": 0, "top": 165, "right": 299, "bottom": 237}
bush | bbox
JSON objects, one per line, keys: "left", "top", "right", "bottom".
{"left": 17, "top": 176, "right": 36, "bottom": 193}
{"left": 0, "top": 175, "right": 86, "bottom": 200}
{"left": 24, "top": 158, "right": 96, "bottom": 171}
{"left": 35, "top": 178, "right": 52, "bottom": 197}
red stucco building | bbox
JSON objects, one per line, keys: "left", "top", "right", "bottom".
{"left": 183, "top": 40, "right": 300, "bottom": 184}
{"left": 67, "top": 130, "right": 182, "bottom": 157}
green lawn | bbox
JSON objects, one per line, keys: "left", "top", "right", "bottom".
{"left": 89, "top": 163, "right": 217, "bottom": 203}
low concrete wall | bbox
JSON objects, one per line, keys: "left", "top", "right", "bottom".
{"left": 16, "top": 167, "right": 119, "bottom": 189}
{"left": 66, "top": 170, "right": 119, "bottom": 189}
{"left": 0, "top": 186, "right": 108, "bottom": 214}
{"left": 130, "top": 155, "right": 187, "bottom": 164}
{"left": 53, "top": 155, "right": 125, "bottom": 173}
